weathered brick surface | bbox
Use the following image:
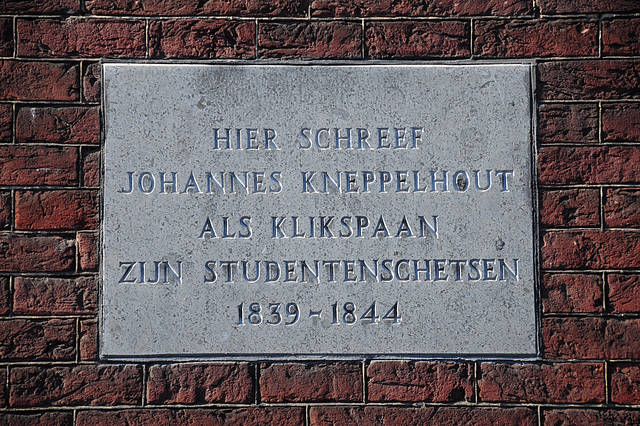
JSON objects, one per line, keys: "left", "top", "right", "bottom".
{"left": 0, "top": 0, "right": 80, "bottom": 14}
{"left": 540, "top": 189, "right": 600, "bottom": 228}
{"left": 541, "top": 273, "right": 603, "bottom": 314}
{"left": 538, "top": 0, "right": 640, "bottom": 14}
{"left": 367, "top": 361, "right": 473, "bottom": 402}
{"left": 0, "top": 234, "right": 75, "bottom": 273}
{"left": 86, "top": 0, "right": 306, "bottom": 17}
{"left": 310, "top": 406, "right": 537, "bottom": 425}
{"left": 260, "top": 362, "right": 361, "bottom": 402}
{"left": 0, "top": 191, "right": 10, "bottom": 229}
{"left": 82, "top": 63, "right": 101, "bottom": 102}
{"left": 603, "top": 103, "right": 640, "bottom": 142}
{"left": 0, "top": 146, "right": 77, "bottom": 186}
{"left": 0, "top": 319, "right": 75, "bottom": 361}
{"left": 603, "top": 18, "right": 640, "bottom": 56}
{"left": 0, "top": 368, "right": 5, "bottom": 407}
{"left": 0, "top": 18, "right": 12, "bottom": 57}
{"left": 149, "top": 20, "right": 255, "bottom": 59}
{"left": 539, "top": 60, "right": 640, "bottom": 100}
{"left": 18, "top": 19, "right": 146, "bottom": 58}
{"left": 258, "top": 22, "right": 362, "bottom": 59}
{"left": 77, "top": 408, "right": 306, "bottom": 425}
{"left": 611, "top": 363, "right": 640, "bottom": 405}
{"left": 13, "top": 276, "right": 97, "bottom": 315}
{"left": 82, "top": 149, "right": 100, "bottom": 187}
{"left": 539, "top": 146, "right": 640, "bottom": 185}
{"left": 544, "top": 409, "right": 640, "bottom": 425}
{"left": 475, "top": 19, "right": 597, "bottom": 58}
{"left": 0, "top": 412, "right": 74, "bottom": 426}
{"left": 311, "top": 0, "right": 533, "bottom": 17}
{"left": 16, "top": 106, "right": 99, "bottom": 144}
{"left": 80, "top": 319, "right": 97, "bottom": 360}
{"left": 605, "top": 189, "right": 640, "bottom": 228}
{"left": 366, "top": 21, "right": 470, "bottom": 59}
{"left": 77, "top": 231, "right": 98, "bottom": 271}
{"left": 0, "top": 61, "right": 78, "bottom": 101}
{"left": 147, "top": 363, "right": 253, "bottom": 404}
{"left": 0, "top": 276, "right": 10, "bottom": 315}
{"left": 10, "top": 365, "right": 143, "bottom": 407}
{"left": 15, "top": 190, "right": 98, "bottom": 230}
{"left": 609, "top": 274, "right": 640, "bottom": 313}
{"left": 479, "top": 362, "right": 604, "bottom": 403}
{"left": 538, "top": 103, "right": 598, "bottom": 144}
{"left": 0, "top": 104, "right": 11, "bottom": 142}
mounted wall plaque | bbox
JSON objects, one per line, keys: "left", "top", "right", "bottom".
{"left": 101, "top": 64, "right": 536, "bottom": 358}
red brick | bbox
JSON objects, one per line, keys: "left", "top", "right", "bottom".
{"left": 149, "top": 20, "right": 255, "bottom": 59}
{"left": 479, "top": 362, "right": 604, "bottom": 403}
{"left": 539, "top": 146, "right": 640, "bottom": 185}
{"left": 539, "top": 0, "right": 640, "bottom": 14}
{"left": 366, "top": 21, "right": 470, "bottom": 59}
{"left": 83, "top": 63, "right": 101, "bottom": 102}
{"left": 544, "top": 408, "right": 640, "bottom": 425}
{"left": 605, "top": 189, "right": 640, "bottom": 228}
{"left": 78, "top": 232, "right": 98, "bottom": 271}
{"left": 0, "top": 319, "right": 75, "bottom": 361}
{"left": 541, "top": 273, "right": 603, "bottom": 314}
{"left": 82, "top": 149, "right": 100, "bottom": 187}
{"left": 0, "top": 61, "right": 78, "bottom": 101}
{"left": 603, "top": 18, "right": 640, "bottom": 56}
{"left": 611, "top": 363, "right": 640, "bottom": 405}
{"left": 540, "top": 189, "right": 600, "bottom": 228}
{"left": 147, "top": 363, "right": 253, "bottom": 404}
{"left": 0, "top": 412, "right": 74, "bottom": 426}
{"left": 86, "top": 0, "right": 306, "bottom": 17}
{"left": 0, "top": 146, "right": 77, "bottom": 186}
{"left": 259, "top": 22, "right": 361, "bottom": 59}
{"left": 0, "top": 19, "right": 12, "bottom": 57}
{"left": 0, "top": 367, "right": 5, "bottom": 407}
{"left": 539, "top": 60, "right": 640, "bottom": 100}
{"left": 0, "top": 104, "right": 11, "bottom": 142}
{"left": 606, "top": 318, "right": 640, "bottom": 359}
{"left": 0, "top": 276, "right": 9, "bottom": 315}
{"left": 0, "top": 0, "right": 80, "bottom": 14}
{"left": 542, "top": 230, "right": 640, "bottom": 270}
{"left": 13, "top": 276, "right": 97, "bottom": 315}
{"left": 0, "top": 191, "right": 10, "bottom": 229}
{"left": 0, "top": 234, "right": 75, "bottom": 273}
{"left": 603, "top": 103, "right": 640, "bottom": 142}
{"left": 367, "top": 361, "right": 473, "bottom": 402}
{"left": 15, "top": 190, "right": 98, "bottom": 231}
{"left": 311, "top": 0, "right": 532, "bottom": 17}
{"left": 17, "top": 106, "right": 99, "bottom": 144}
{"left": 538, "top": 103, "right": 598, "bottom": 144}
{"left": 609, "top": 274, "right": 640, "bottom": 313}
{"left": 475, "top": 19, "right": 597, "bottom": 58}
{"left": 260, "top": 362, "right": 361, "bottom": 402}
{"left": 10, "top": 365, "right": 142, "bottom": 407}
{"left": 310, "top": 406, "right": 537, "bottom": 426}
{"left": 18, "top": 18, "right": 145, "bottom": 58}
{"left": 80, "top": 318, "right": 97, "bottom": 360}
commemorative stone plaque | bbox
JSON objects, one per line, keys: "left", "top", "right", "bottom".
{"left": 102, "top": 64, "right": 536, "bottom": 358}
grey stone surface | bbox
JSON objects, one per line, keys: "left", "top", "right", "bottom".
{"left": 102, "top": 64, "right": 536, "bottom": 358}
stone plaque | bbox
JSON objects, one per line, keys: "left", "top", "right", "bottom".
{"left": 102, "top": 64, "right": 536, "bottom": 358}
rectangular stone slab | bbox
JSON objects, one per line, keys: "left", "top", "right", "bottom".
{"left": 101, "top": 64, "right": 536, "bottom": 358}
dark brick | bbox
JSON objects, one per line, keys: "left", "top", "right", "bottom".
{"left": 0, "top": 319, "right": 75, "bottom": 361}
{"left": 475, "top": 19, "right": 597, "bottom": 58}
{"left": 539, "top": 60, "right": 640, "bottom": 100}
{"left": 0, "top": 18, "right": 12, "bottom": 57}
{"left": 479, "top": 362, "right": 604, "bottom": 403}
{"left": 539, "top": 146, "right": 640, "bottom": 185}
{"left": 15, "top": 190, "right": 98, "bottom": 231}
{"left": 0, "top": 191, "right": 10, "bottom": 229}
{"left": 607, "top": 319, "right": 640, "bottom": 359}
{"left": 83, "top": 63, "right": 101, "bottom": 102}
{"left": 0, "top": 146, "right": 77, "bottom": 186}
{"left": 541, "top": 273, "right": 603, "bottom": 314}
{"left": 260, "top": 362, "right": 361, "bottom": 402}
{"left": 609, "top": 274, "right": 640, "bottom": 313}
{"left": 538, "top": 103, "right": 598, "bottom": 144}
{"left": 13, "top": 276, "right": 97, "bottom": 315}
{"left": 611, "top": 363, "right": 640, "bottom": 405}
{"left": 0, "top": 276, "right": 9, "bottom": 315}
{"left": 603, "top": 103, "right": 640, "bottom": 142}
{"left": 259, "top": 22, "right": 361, "bottom": 59}
{"left": 0, "top": 367, "right": 5, "bottom": 407}
{"left": 540, "top": 189, "right": 600, "bottom": 228}
{"left": 366, "top": 21, "right": 470, "bottom": 59}
{"left": 86, "top": 0, "right": 306, "bottom": 17}
{"left": 82, "top": 149, "right": 100, "bottom": 187}
{"left": 0, "top": 0, "right": 80, "bottom": 14}
{"left": 0, "top": 61, "right": 78, "bottom": 101}
{"left": 311, "top": 0, "right": 532, "bottom": 17}
{"left": 16, "top": 106, "right": 99, "bottom": 144}
{"left": 80, "top": 319, "right": 97, "bottom": 360}
{"left": 605, "top": 189, "right": 640, "bottom": 228}
{"left": 0, "top": 234, "right": 75, "bottom": 273}
{"left": 77, "top": 232, "right": 98, "bottom": 271}
{"left": 310, "top": 406, "right": 537, "bottom": 426}
{"left": 604, "top": 18, "right": 640, "bottom": 56}
{"left": 539, "top": 0, "right": 640, "bottom": 14}
{"left": 149, "top": 20, "right": 255, "bottom": 59}
{"left": 77, "top": 408, "right": 306, "bottom": 425}
{"left": 147, "top": 363, "right": 253, "bottom": 404}
{"left": 0, "top": 412, "right": 74, "bottom": 426}
{"left": 0, "top": 104, "right": 11, "bottom": 142}
{"left": 367, "top": 361, "right": 473, "bottom": 402}
{"left": 544, "top": 409, "right": 640, "bottom": 425}
{"left": 10, "top": 365, "right": 142, "bottom": 407}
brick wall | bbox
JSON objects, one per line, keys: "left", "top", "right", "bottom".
{"left": 1, "top": 1, "right": 639, "bottom": 424}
